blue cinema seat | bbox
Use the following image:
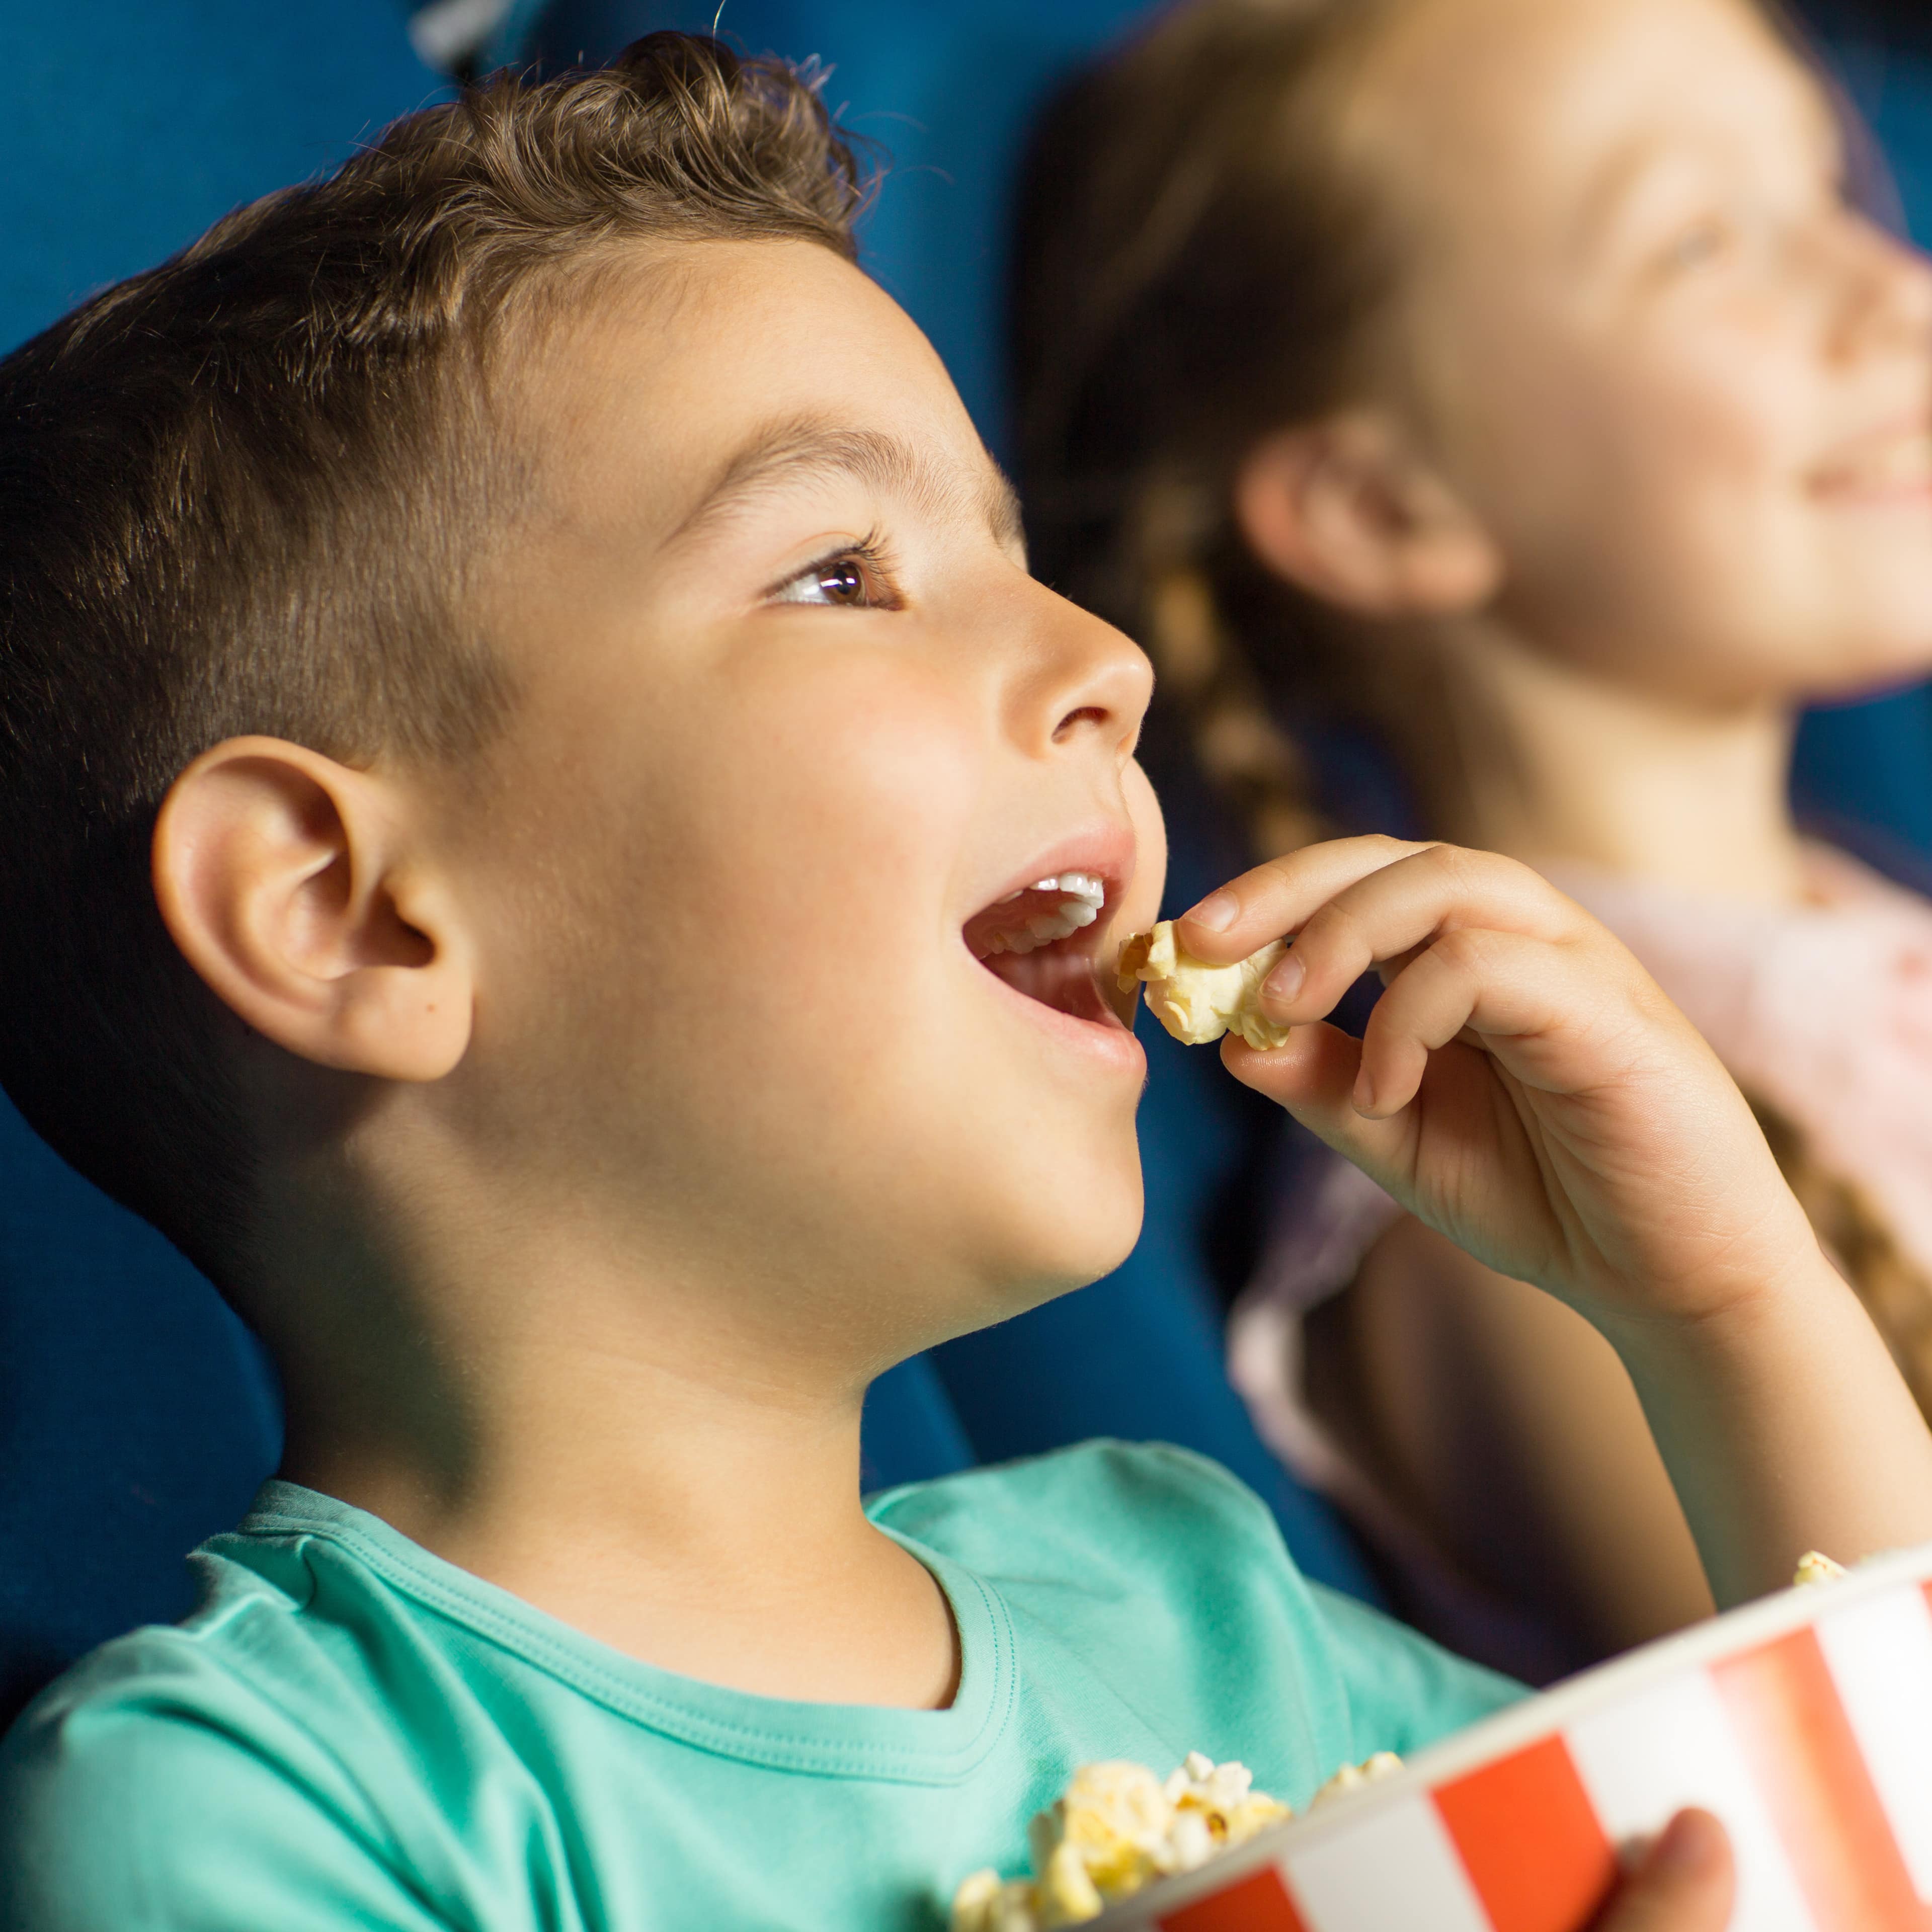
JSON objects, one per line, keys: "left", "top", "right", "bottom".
{"left": 0, "top": 3, "right": 446, "bottom": 1726}
{"left": 1790, "top": 8, "right": 1932, "bottom": 857}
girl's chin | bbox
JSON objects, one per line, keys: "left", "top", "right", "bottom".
{"left": 1801, "top": 634, "right": 1932, "bottom": 702}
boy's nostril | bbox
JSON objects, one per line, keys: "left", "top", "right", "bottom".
{"left": 1053, "top": 704, "right": 1109, "bottom": 742}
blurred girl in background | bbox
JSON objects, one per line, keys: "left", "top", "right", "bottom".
{"left": 1014, "top": 0, "right": 1932, "bottom": 1674}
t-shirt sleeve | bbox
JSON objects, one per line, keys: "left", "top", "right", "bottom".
{"left": 877, "top": 1440, "right": 1529, "bottom": 1789}
{"left": 1045, "top": 1441, "right": 1527, "bottom": 1758}
{"left": 1308, "top": 1580, "right": 1527, "bottom": 1759}
{"left": 0, "top": 1663, "right": 456, "bottom": 1931}
{"left": 1020, "top": 1442, "right": 1528, "bottom": 1764}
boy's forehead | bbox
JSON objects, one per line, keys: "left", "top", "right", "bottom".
{"left": 514, "top": 238, "right": 995, "bottom": 542}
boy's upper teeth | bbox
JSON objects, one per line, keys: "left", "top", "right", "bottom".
{"left": 1030, "top": 871, "right": 1106, "bottom": 907}
{"left": 979, "top": 872, "right": 1109, "bottom": 956}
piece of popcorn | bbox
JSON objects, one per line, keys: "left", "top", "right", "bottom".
{"left": 1165, "top": 1749, "right": 1251, "bottom": 1814}
{"left": 993, "top": 1885, "right": 1042, "bottom": 1932}
{"left": 1117, "top": 923, "right": 1294, "bottom": 1052}
{"left": 1223, "top": 1794, "right": 1295, "bottom": 1845}
{"left": 1167, "top": 1809, "right": 1217, "bottom": 1872}
{"left": 964, "top": 1753, "right": 1296, "bottom": 1926}
{"left": 951, "top": 1870, "right": 1004, "bottom": 1932}
{"left": 1035, "top": 1842, "right": 1105, "bottom": 1928}
{"left": 1311, "top": 1751, "right": 1404, "bottom": 1808}
{"left": 1795, "top": 1550, "right": 1846, "bottom": 1587}
{"left": 1030, "top": 1760, "right": 1174, "bottom": 1900}
{"left": 1163, "top": 1751, "right": 1291, "bottom": 1850}
{"left": 950, "top": 1870, "right": 1039, "bottom": 1932}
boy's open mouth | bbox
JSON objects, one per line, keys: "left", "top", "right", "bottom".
{"left": 962, "top": 872, "right": 1125, "bottom": 1028}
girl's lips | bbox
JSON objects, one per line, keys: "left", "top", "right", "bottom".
{"left": 1809, "top": 422, "right": 1932, "bottom": 503}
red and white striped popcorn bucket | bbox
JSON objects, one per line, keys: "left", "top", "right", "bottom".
{"left": 1096, "top": 1542, "right": 1932, "bottom": 1932}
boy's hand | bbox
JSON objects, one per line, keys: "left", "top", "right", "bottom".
{"left": 1181, "top": 837, "right": 1932, "bottom": 1603}
{"left": 1594, "top": 1812, "right": 1734, "bottom": 1932}
{"left": 1178, "top": 837, "right": 1816, "bottom": 1333}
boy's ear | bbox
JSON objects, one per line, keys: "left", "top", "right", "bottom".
{"left": 152, "top": 737, "right": 473, "bottom": 1082}
{"left": 1234, "top": 410, "right": 1503, "bottom": 619}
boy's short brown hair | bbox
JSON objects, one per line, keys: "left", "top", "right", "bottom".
{"left": 0, "top": 34, "right": 866, "bottom": 1291}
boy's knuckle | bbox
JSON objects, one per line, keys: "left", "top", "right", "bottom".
{"left": 1432, "top": 925, "right": 1492, "bottom": 975}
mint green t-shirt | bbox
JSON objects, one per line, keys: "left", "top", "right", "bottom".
{"left": 0, "top": 1442, "right": 1521, "bottom": 1930}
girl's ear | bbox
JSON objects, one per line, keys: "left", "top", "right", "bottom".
{"left": 1234, "top": 411, "right": 1504, "bottom": 619}
{"left": 152, "top": 736, "right": 474, "bottom": 1083}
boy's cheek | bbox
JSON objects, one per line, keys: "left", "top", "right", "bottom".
{"left": 1120, "top": 759, "right": 1166, "bottom": 931}
{"left": 1105, "top": 761, "right": 1167, "bottom": 1026}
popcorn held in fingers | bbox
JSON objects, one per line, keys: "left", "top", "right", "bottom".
{"left": 1794, "top": 1550, "right": 1846, "bottom": 1587}
{"left": 1116, "top": 923, "right": 1295, "bottom": 1051}
{"left": 949, "top": 1751, "right": 1311, "bottom": 1930}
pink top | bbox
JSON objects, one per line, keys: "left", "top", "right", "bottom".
{"left": 1551, "top": 845, "right": 1932, "bottom": 1280}
{"left": 1227, "top": 842, "right": 1932, "bottom": 1675}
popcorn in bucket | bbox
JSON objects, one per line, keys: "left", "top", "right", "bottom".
{"left": 963, "top": 1545, "right": 1932, "bottom": 1932}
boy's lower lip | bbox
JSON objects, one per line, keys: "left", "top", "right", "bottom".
{"left": 977, "top": 953, "right": 1147, "bottom": 1075}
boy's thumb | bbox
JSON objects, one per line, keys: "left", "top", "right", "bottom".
{"left": 1595, "top": 1810, "right": 1735, "bottom": 1932}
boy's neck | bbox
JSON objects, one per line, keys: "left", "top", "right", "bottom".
{"left": 1402, "top": 616, "right": 1808, "bottom": 906}
{"left": 264, "top": 1201, "right": 960, "bottom": 1711}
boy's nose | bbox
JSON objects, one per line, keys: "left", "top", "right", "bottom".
{"left": 1016, "top": 589, "right": 1156, "bottom": 761}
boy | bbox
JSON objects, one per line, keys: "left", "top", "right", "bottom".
{"left": 0, "top": 32, "right": 1925, "bottom": 1930}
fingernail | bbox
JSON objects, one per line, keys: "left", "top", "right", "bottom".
{"left": 1187, "top": 890, "right": 1237, "bottom": 932}
{"left": 1648, "top": 1813, "right": 1716, "bottom": 1880}
{"left": 1352, "top": 1069, "right": 1377, "bottom": 1115}
{"left": 1263, "top": 952, "right": 1304, "bottom": 1006}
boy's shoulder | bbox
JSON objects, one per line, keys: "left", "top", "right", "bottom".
{"left": 3, "top": 1526, "right": 330, "bottom": 1744}
{"left": 0, "top": 1523, "right": 440, "bottom": 1930}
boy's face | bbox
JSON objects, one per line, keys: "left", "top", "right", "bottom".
{"left": 445, "top": 241, "right": 1163, "bottom": 1370}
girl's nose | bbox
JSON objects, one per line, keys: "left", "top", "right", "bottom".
{"left": 1829, "top": 215, "right": 1932, "bottom": 363}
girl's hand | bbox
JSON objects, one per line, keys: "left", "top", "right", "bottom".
{"left": 1178, "top": 837, "right": 1817, "bottom": 1334}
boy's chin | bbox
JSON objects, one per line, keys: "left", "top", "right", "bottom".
{"left": 981, "top": 1197, "right": 1146, "bottom": 1321}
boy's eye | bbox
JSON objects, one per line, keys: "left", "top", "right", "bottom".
{"left": 769, "top": 547, "right": 894, "bottom": 609}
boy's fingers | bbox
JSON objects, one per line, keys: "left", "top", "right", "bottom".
{"left": 1174, "top": 835, "right": 1435, "bottom": 963}
{"left": 1221, "top": 1023, "right": 1419, "bottom": 1177}
{"left": 1177, "top": 839, "right": 1575, "bottom": 973}
{"left": 1249, "top": 846, "right": 1589, "bottom": 1028}
{"left": 1594, "top": 1811, "right": 1734, "bottom": 1932}
{"left": 1353, "top": 925, "right": 1600, "bottom": 1116}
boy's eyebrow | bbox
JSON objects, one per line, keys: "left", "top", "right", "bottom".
{"left": 667, "top": 416, "right": 1026, "bottom": 553}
